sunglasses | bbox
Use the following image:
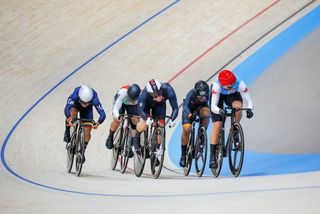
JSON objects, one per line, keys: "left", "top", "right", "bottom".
{"left": 223, "top": 84, "right": 234, "bottom": 90}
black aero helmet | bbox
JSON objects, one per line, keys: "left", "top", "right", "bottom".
{"left": 194, "top": 80, "right": 209, "bottom": 96}
{"left": 127, "top": 83, "right": 141, "bottom": 100}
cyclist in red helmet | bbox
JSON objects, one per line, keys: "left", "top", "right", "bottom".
{"left": 209, "top": 69, "right": 254, "bottom": 169}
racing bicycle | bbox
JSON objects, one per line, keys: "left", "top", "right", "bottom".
{"left": 134, "top": 116, "right": 171, "bottom": 179}
{"left": 66, "top": 117, "right": 95, "bottom": 177}
{"left": 211, "top": 107, "right": 249, "bottom": 177}
{"left": 111, "top": 114, "right": 137, "bottom": 173}
{"left": 183, "top": 115, "right": 210, "bottom": 177}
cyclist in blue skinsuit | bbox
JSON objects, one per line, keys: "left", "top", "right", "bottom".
{"left": 133, "top": 79, "right": 178, "bottom": 152}
{"left": 179, "top": 80, "right": 211, "bottom": 167}
{"left": 64, "top": 84, "right": 106, "bottom": 162}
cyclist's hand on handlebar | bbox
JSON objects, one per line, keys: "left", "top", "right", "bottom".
{"left": 188, "top": 113, "right": 197, "bottom": 121}
{"left": 169, "top": 119, "right": 176, "bottom": 128}
{"left": 146, "top": 117, "right": 153, "bottom": 126}
{"left": 92, "top": 122, "right": 99, "bottom": 129}
{"left": 219, "top": 109, "right": 225, "bottom": 116}
{"left": 66, "top": 117, "right": 74, "bottom": 126}
{"left": 246, "top": 109, "right": 254, "bottom": 118}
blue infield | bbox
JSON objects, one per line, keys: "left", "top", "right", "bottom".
{"left": 168, "top": 5, "right": 320, "bottom": 176}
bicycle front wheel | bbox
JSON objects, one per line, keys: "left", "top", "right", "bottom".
{"left": 150, "top": 127, "right": 165, "bottom": 179}
{"left": 211, "top": 131, "right": 224, "bottom": 177}
{"left": 66, "top": 131, "right": 76, "bottom": 173}
{"left": 194, "top": 127, "right": 208, "bottom": 177}
{"left": 134, "top": 131, "right": 147, "bottom": 177}
{"left": 75, "top": 129, "right": 85, "bottom": 177}
{"left": 120, "top": 127, "right": 132, "bottom": 174}
{"left": 183, "top": 130, "right": 194, "bottom": 176}
{"left": 111, "top": 127, "right": 122, "bottom": 170}
{"left": 228, "top": 123, "right": 245, "bottom": 177}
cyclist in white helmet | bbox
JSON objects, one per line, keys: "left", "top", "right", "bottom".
{"left": 64, "top": 84, "right": 106, "bottom": 162}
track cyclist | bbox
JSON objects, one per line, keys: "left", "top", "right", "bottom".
{"left": 210, "top": 70, "right": 254, "bottom": 169}
{"left": 63, "top": 84, "right": 106, "bottom": 162}
{"left": 179, "top": 80, "right": 211, "bottom": 167}
{"left": 105, "top": 83, "right": 141, "bottom": 154}
{"left": 133, "top": 79, "right": 179, "bottom": 154}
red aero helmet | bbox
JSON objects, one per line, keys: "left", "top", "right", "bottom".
{"left": 218, "top": 70, "right": 236, "bottom": 86}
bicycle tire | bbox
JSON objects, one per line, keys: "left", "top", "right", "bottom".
{"left": 183, "top": 130, "right": 194, "bottom": 176}
{"left": 211, "top": 131, "right": 224, "bottom": 177}
{"left": 66, "top": 130, "right": 76, "bottom": 173}
{"left": 111, "top": 127, "right": 122, "bottom": 170}
{"left": 150, "top": 127, "right": 165, "bottom": 179}
{"left": 75, "top": 128, "right": 85, "bottom": 177}
{"left": 134, "top": 131, "right": 147, "bottom": 177}
{"left": 194, "top": 127, "right": 208, "bottom": 177}
{"left": 120, "top": 126, "right": 132, "bottom": 174}
{"left": 228, "top": 123, "right": 245, "bottom": 177}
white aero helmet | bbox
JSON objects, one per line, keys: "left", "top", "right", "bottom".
{"left": 146, "top": 79, "right": 162, "bottom": 96}
{"left": 79, "top": 85, "right": 93, "bottom": 102}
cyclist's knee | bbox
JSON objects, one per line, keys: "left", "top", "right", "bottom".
{"left": 136, "top": 119, "right": 147, "bottom": 132}
{"left": 182, "top": 124, "right": 192, "bottom": 133}
{"left": 199, "top": 107, "right": 210, "bottom": 116}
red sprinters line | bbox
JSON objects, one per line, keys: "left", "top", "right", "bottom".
{"left": 168, "top": 0, "right": 281, "bottom": 83}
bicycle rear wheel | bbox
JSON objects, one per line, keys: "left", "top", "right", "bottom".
{"left": 150, "top": 127, "right": 165, "bottom": 179}
{"left": 111, "top": 127, "right": 122, "bottom": 170}
{"left": 194, "top": 127, "right": 208, "bottom": 177}
{"left": 134, "top": 131, "right": 147, "bottom": 177}
{"left": 228, "top": 123, "right": 245, "bottom": 177}
{"left": 211, "top": 131, "right": 224, "bottom": 177}
{"left": 183, "top": 130, "right": 194, "bottom": 176}
{"left": 66, "top": 130, "right": 76, "bottom": 173}
{"left": 120, "top": 127, "right": 131, "bottom": 174}
{"left": 75, "top": 129, "right": 85, "bottom": 176}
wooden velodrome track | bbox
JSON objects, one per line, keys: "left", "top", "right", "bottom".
{"left": 1, "top": 1, "right": 319, "bottom": 213}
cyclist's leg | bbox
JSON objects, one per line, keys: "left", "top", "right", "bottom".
{"left": 209, "top": 98, "right": 224, "bottom": 169}
{"left": 64, "top": 107, "right": 78, "bottom": 143}
{"left": 226, "top": 92, "right": 243, "bottom": 146}
{"left": 225, "top": 92, "right": 243, "bottom": 123}
{"left": 133, "top": 105, "right": 149, "bottom": 150}
{"left": 79, "top": 105, "right": 94, "bottom": 163}
{"left": 127, "top": 104, "right": 139, "bottom": 157}
{"left": 181, "top": 111, "right": 192, "bottom": 167}
{"left": 198, "top": 106, "right": 210, "bottom": 129}
{"left": 106, "top": 105, "right": 124, "bottom": 149}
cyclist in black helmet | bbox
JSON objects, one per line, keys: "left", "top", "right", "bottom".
{"left": 179, "top": 80, "right": 211, "bottom": 167}
{"left": 105, "top": 83, "right": 141, "bottom": 151}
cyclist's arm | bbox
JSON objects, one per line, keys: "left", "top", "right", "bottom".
{"left": 167, "top": 85, "right": 179, "bottom": 121}
{"left": 238, "top": 81, "right": 254, "bottom": 110}
{"left": 182, "top": 90, "right": 193, "bottom": 116}
{"left": 112, "top": 89, "right": 126, "bottom": 119}
{"left": 92, "top": 94, "right": 106, "bottom": 124}
{"left": 64, "top": 87, "right": 80, "bottom": 118}
{"left": 210, "top": 83, "right": 221, "bottom": 114}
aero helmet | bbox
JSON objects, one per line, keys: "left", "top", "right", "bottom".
{"left": 79, "top": 85, "right": 93, "bottom": 102}
{"left": 218, "top": 70, "right": 236, "bottom": 86}
{"left": 127, "top": 83, "right": 141, "bottom": 100}
{"left": 146, "top": 79, "right": 162, "bottom": 96}
{"left": 194, "top": 80, "right": 209, "bottom": 96}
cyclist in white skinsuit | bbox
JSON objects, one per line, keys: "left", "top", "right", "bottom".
{"left": 105, "top": 84, "right": 141, "bottom": 152}
{"left": 210, "top": 69, "right": 254, "bottom": 169}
